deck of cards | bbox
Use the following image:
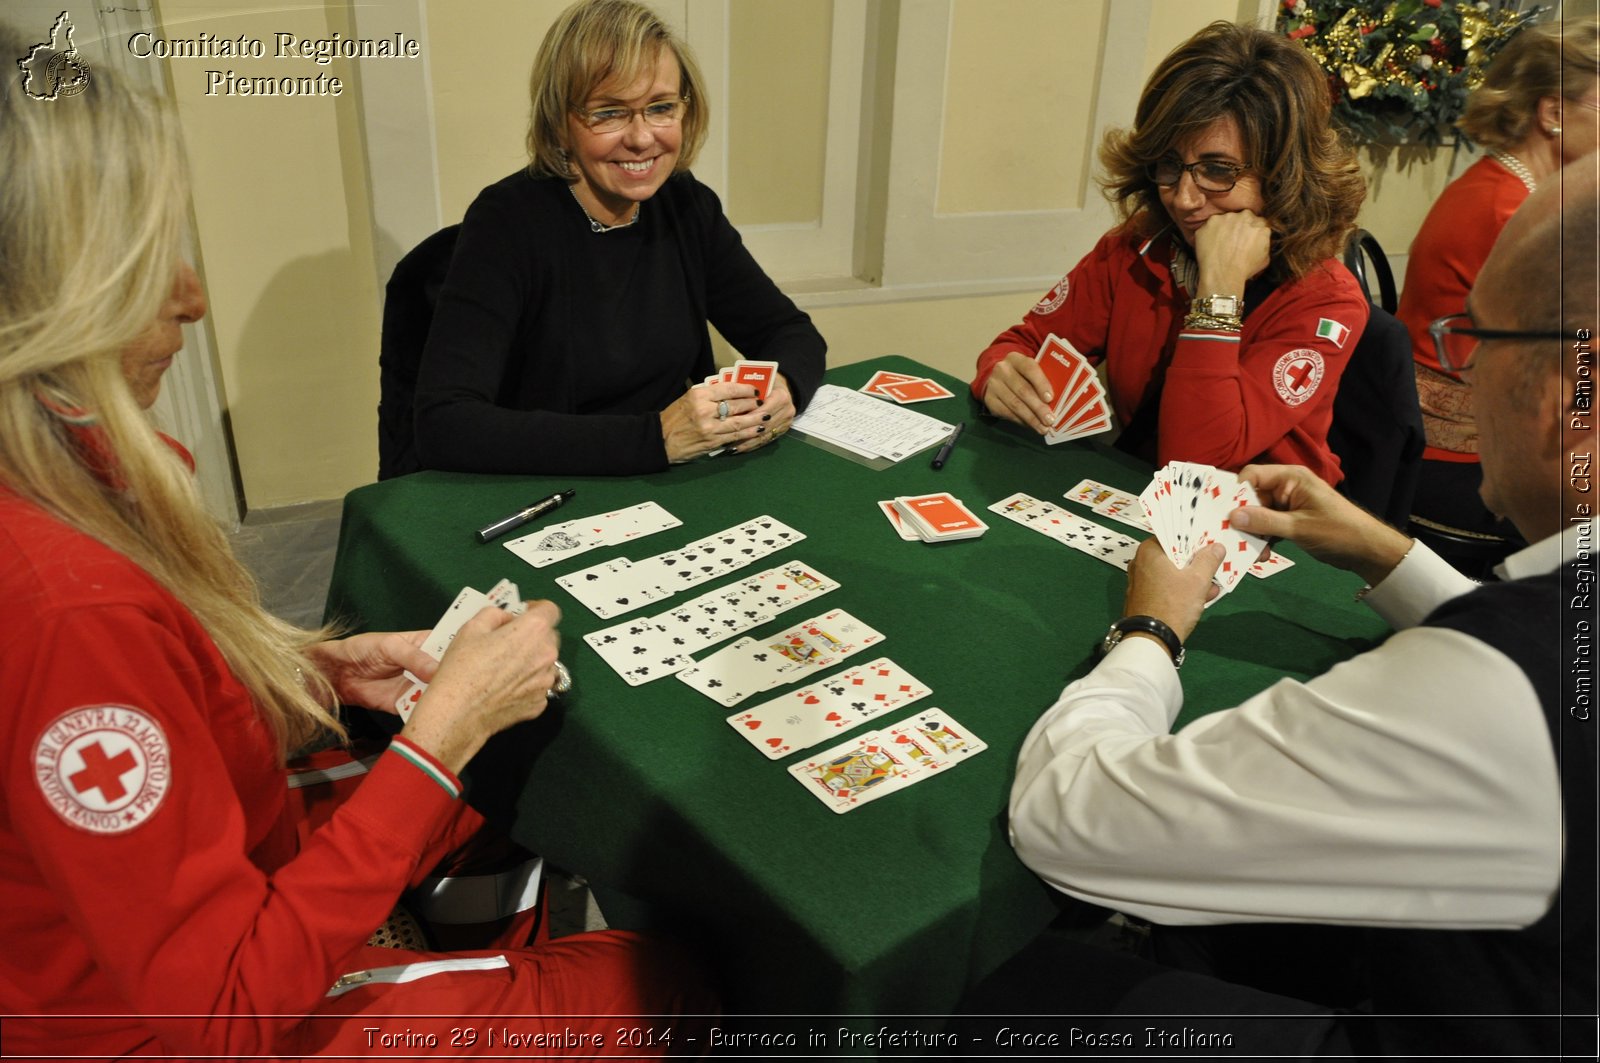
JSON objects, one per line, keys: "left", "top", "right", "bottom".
{"left": 787, "top": 708, "right": 986, "bottom": 813}
{"left": 1034, "top": 334, "right": 1112, "bottom": 444}
{"left": 1139, "top": 462, "right": 1270, "bottom": 599}
{"left": 395, "top": 579, "right": 526, "bottom": 721}
{"left": 989, "top": 492, "right": 1139, "bottom": 570}
{"left": 706, "top": 359, "right": 782, "bottom": 401}
{"left": 887, "top": 493, "right": 988, "bottom": 542}
{"left": 859, "top": 369, "right": 955, "bottom": 404}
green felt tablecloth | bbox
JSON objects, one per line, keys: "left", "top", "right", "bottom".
{"left": 324, "top": 356, "right": 1388, "bottom": 1020}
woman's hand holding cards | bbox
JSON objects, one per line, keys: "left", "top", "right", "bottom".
{"left": 728, "top": 371, "right": 794, "bottom": 453}
{"left": 981, "top": 351, "right": 1057, "bottom": 434}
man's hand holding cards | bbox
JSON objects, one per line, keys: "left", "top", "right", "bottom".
{"left": 1139, "top": 462, "right": 1270, "bottom": 600}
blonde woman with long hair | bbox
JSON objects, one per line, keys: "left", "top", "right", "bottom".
{"left": 0, "top": 22, "right": 709, "bottom": 1059}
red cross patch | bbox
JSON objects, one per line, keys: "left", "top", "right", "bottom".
{"left": 1271, "top": 348, "right": 1325, "bottom": 407}
{"left": 33, "top": 706, "right": 170, "bottom": 834}
{"left": 1031, "top": 272, "right": 1070, "bottom": 316}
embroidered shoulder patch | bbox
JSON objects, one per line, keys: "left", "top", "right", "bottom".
{"left": 1315, "top": 318, "right": 1350, "bottom": 349}
{"left": 1272, "top": 349, "right": 1325, "bottom": 407}
{"left": 1031, "top": 273, "right": 1070, "bottom": 316}
{"left": 34, "top": 706, "right": 170, "bottom": 834}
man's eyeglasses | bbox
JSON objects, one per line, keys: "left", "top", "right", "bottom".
{"left": 575, "top": 97, "right": 688, "bottom": 134}
{"left": 1428, "top": 312, "right": 1573, "bottom": 374}
{"left": 1146, "top": 157, "right": 1251, "bottom": 193}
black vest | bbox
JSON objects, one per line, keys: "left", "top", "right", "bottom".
{"left": 1354, "top": 561, "right": 1596, "bottom": 1057}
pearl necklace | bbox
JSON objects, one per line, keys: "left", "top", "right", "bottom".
{"left": 568, "top": 185, "right": 640, "bottom": 233}
{"left": 1491, "top": 150, "right": 1536, "bottom": 194}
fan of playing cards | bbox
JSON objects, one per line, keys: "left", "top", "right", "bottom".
{"left": 1034, "top": 334, "right": 1112, "bottom": 444}
{"left": 1139, "top": 462, "right": 1269, "bottom": 600}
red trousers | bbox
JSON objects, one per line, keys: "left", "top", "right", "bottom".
{"left": 282, "top": 746, "right": 717, "bottom": 1058}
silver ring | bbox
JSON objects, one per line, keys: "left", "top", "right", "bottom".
{"left": 716, "top": 400, "right": 730, "bottom": 420}
{"left": 548, "top": 660, "right": 573, "bottom": 699}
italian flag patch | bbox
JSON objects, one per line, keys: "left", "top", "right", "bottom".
{"left": 1315, "top": 318, "right": 1350, "bottom": 348}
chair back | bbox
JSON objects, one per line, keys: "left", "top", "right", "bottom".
{"left": 1328, "top": 305, "right": 1425, "bottom": 526}
{"left": 378, "top": 225, "right": 460, "bottom": 481}
{"left": 1342, "top": 228, "right": 1398, "bottom": 314}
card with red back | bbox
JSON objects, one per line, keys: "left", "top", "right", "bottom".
{"left": 733, "top": 360, "right": 780, "bottom": 402}
{"left": 1035, "top": 334, "right": 1090, "bottom": 413}
{"left": 894, "top": 493, "right": 988, "bottom": 541}
{"left": 860, "top": 370, "right": 922, "bottom": 397}
{"left": 880, "top": 377, "right": 955, "bottom": 404}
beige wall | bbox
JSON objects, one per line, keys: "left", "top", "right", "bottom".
{"left": 159, "top": 0, "right": 382, "bottom": 507}
{"left": 164, "top": 0, "right": 1478, "bottom": 508}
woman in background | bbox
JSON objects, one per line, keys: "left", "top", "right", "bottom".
{"left": 0, "top": 23, "right": 709, "bottom": 1059}
{"left": 413, "top": 0, "right": 825, "bottom": 475}
{"left": 1397, "top": 16, "right": 1599, "bottom": 560}
{"left": 973, "top": 21, "right": 1367, "bottom": 486}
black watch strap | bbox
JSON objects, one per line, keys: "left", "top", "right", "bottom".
{"left": 1101, "top": 615, "right": 1185, "bottom": 668}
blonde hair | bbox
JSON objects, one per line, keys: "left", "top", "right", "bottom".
{"left": 525, "top": 0, "right": 708, "bottom": 179}
{"left": 1099, "top": 21, "right": 1365, "bottom": 281}
{"left": 1458, "top": 16, "right": 1600, "bottom": 151}
{"left": 0, "top": 25, "right": 342, "bottom": 758}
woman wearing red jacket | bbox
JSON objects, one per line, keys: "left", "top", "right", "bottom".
{"left": 0, "top": 21, "right": 709, "bottom": 1060}
{"left": 973, "top": 22, "right": 1367, "bottom": 486}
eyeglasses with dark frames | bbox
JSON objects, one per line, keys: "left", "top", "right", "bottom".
{"left": 1428, "top": 312, "right": 1574, "bottom": 374}
{"left": 1146, "top": 157, "right": 1251, "bottom": 193}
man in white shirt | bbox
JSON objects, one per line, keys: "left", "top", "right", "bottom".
{"left": 1003, "top": 161, "right": 1596, "bottom": 1055}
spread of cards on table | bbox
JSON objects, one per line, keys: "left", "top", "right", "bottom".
{"left": 858, "top": 369, "right": 955, "bottom": 404}
{"left": 396, "top": 578, "right": 528, "bottom": 722}
{"left": 991, "top": 469, "right": 1290, "bottom": 589}
{"left": 789, "top": 384, "right": 955, "bottom": 464}
{"left": 1034, "top": 334, "right": 1113, "bottom": 444}
{"left": 476, "top": 459, "right": 1300, "bottom": 815}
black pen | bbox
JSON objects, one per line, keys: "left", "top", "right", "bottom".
{"left": 476, "top": 489, "right": 575, "bottom": 543}
{"left": 931, "top": 422, "right": 965, "bottom": 470}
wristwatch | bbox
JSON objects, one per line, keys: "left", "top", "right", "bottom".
{"left": 1191, "top": 293, "right": 1242, "bottom": 318}
{"left": 1099, "top": 615, "right": 1185, "bottom": 668}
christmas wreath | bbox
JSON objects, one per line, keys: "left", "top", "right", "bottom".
{"left": 1278, "top": 0, "right": 1545, "bottom": 146}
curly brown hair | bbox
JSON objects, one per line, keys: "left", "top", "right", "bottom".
{"left": 1100, "top": 21, "right": 1365, "bottom": 281}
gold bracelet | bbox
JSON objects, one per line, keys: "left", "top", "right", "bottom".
{"left": 1183, "top": 311, "right": 1243, "bottom": 332}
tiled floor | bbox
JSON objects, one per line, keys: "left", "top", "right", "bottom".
{"left": 228, "top": 499, "right": 605, "bottom": 936}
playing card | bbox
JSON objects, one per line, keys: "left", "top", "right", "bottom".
{"left": 1065, "top": 479, "right": 1152, "bottom": 532}
{"left": 678, "top": 608, "right": 884, "bottom": 707}
{"left": 728, "top": 656, "right": 930, "bottom": 760}
{"left": 732, "top": 359, "right": 780, "bottom": 402}
{"left": 878, "top": 499, "right": 921, "bottom": 541}
{"left": 879, "top": 377, "right": 955, "bottom": 404}
{"left": 398, "top": 581, "right": 526, "bottom": 720}
{"left": 584, "top": 617, "right": 695, "bottom": 686}
{"left": 555, "top": 557, "right": 671, "bottom": 619}
{"left": 860, "top": 370, "right": 922, "bottom": 397}
{"left": 1249, "top": 549, "right": 1296, "bottom": 578}
{"left": 1139, "top": 461, "right": 1269, "bottom": 601}
{"left": 787, "top": 709, "right": 983, "bottom": 814}
{"left": 503, "top": 501, "right": 681, "bottom": 568}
